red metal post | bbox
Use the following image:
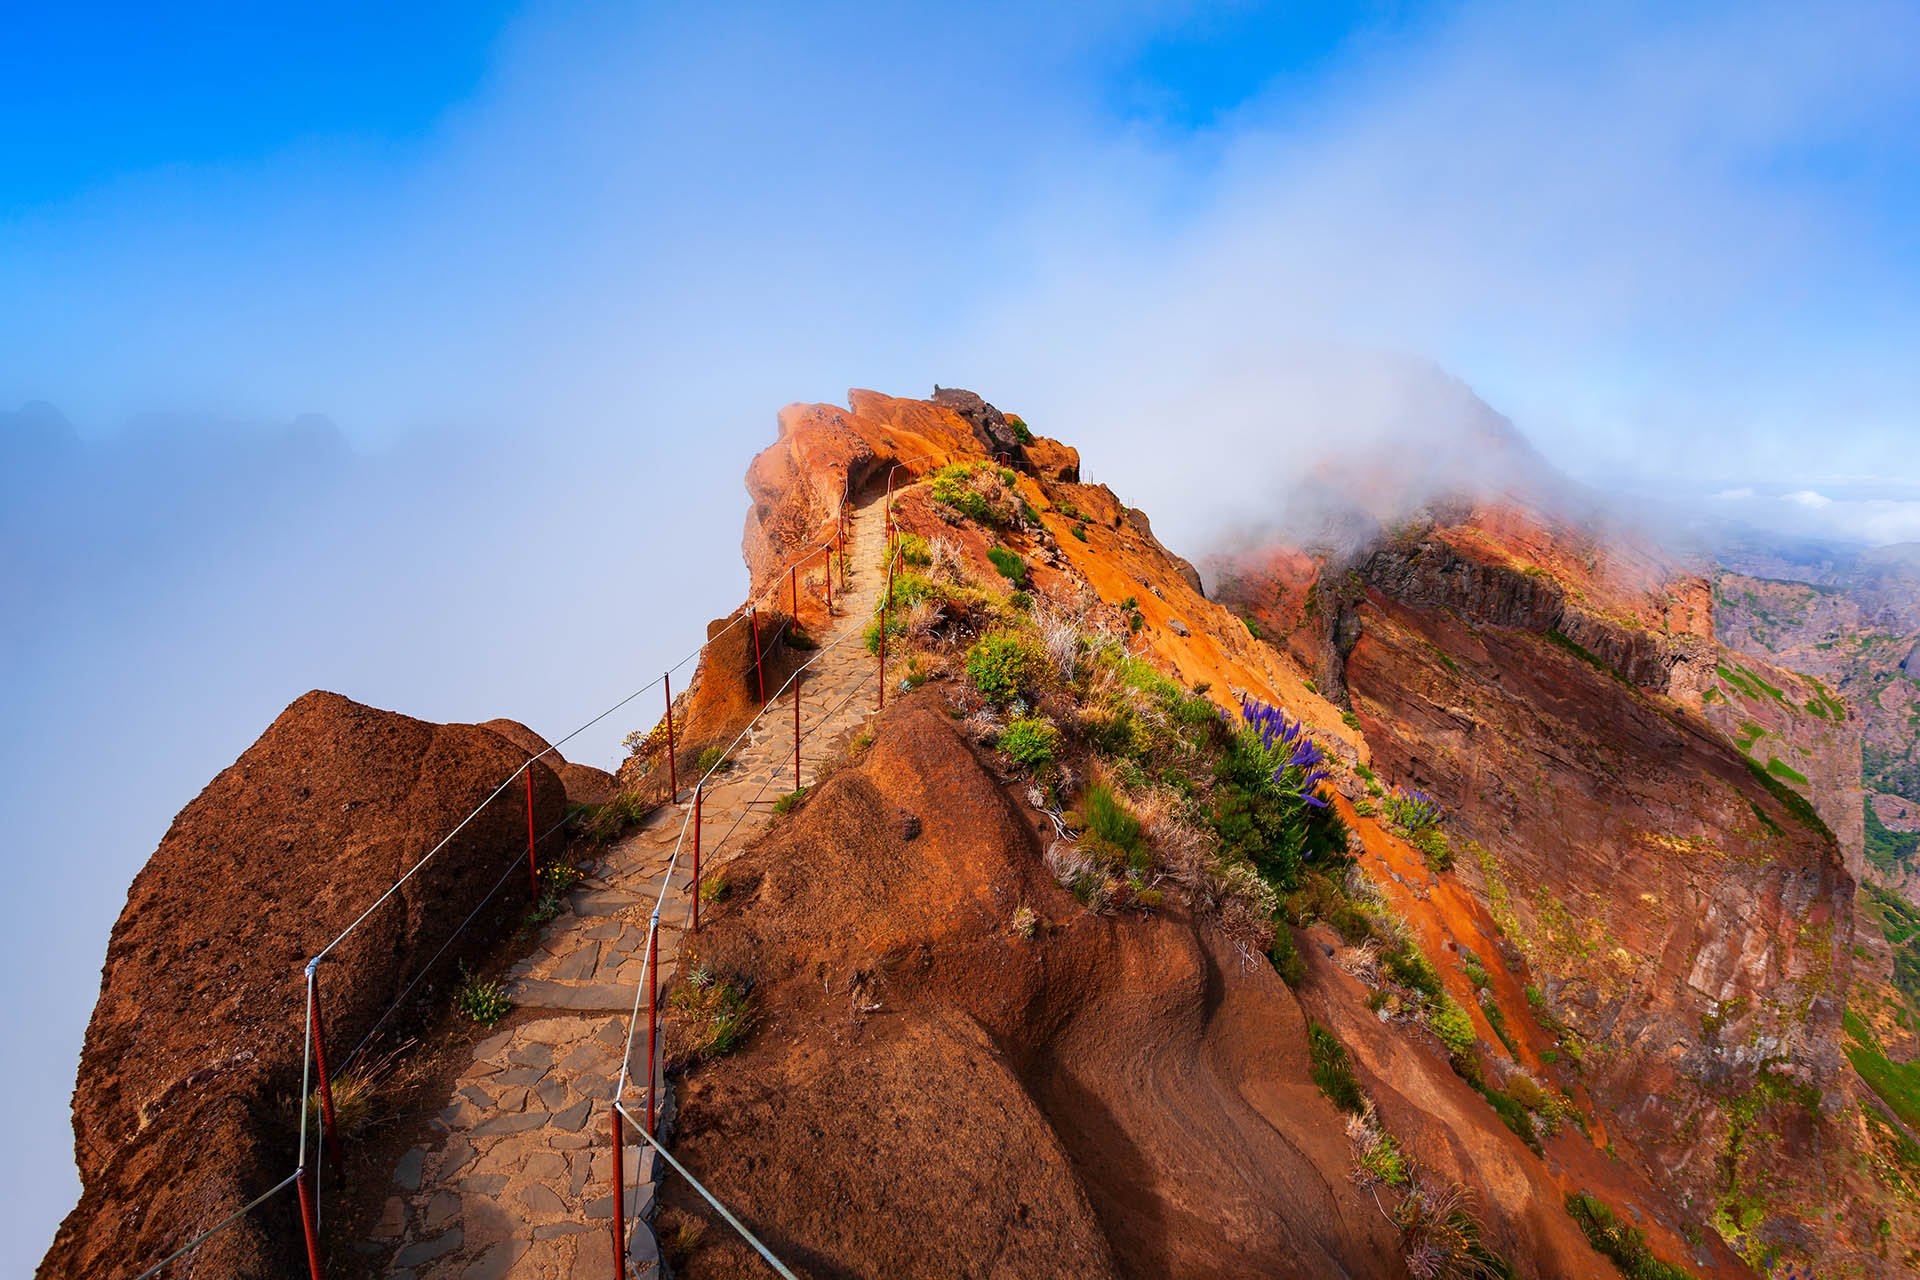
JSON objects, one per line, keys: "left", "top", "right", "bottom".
{"left": 646, "top": 924, "right": 659, "bottom": 1133}
{"left": 837, "top": 526, "right": 846, "bottom": 590}
{"left": 749, "top": 606, "right": 765, "bottom": 708}
{"left": 691, "top": 785, "right": 702, "bottom": 933}
{"left": 610, "top": 1108, "right": 628, "bottom": 1280}
{"left": 662, "top": 672, "right": 678, "bottom": 800}
{"left": 789, "top": 563, "right": 798, "bottom": 621}
{"left": 824, "top": 544, "right": 833, "bottom": 613}
{"left": 878, "top": 594, "right": 888, "bottom": 711}
{"left": 794, "top": 668, "right": 803, "bottom": 785}
{"left": 295, "top": 1167, "right": 325, "bottom": 1280}
{"left": 525, "top": 764, "right": 538, "bottom": 900}
{"left": 309, "top": 970, "right": 345, "bottom": 1184}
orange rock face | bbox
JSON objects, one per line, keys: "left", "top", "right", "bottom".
{"left": 42, "top": 692, "right": 570, "bottom": 1279}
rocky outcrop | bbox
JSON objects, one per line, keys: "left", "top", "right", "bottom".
{"left": 480, "top": 718, "right": 617, "bottom": 806}
{"left": 664, "top": 696, "right": 1637, "bottom": 1279}
{"left": 42, "top": 692, "right": 567, "bottom": 1279}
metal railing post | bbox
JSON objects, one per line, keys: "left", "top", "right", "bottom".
{"left": 691, "top": 785, "right": 702, "bottom": 933}
{"left": 646, "top": 921, "right": 660, "bottom": 1133}
{"left": 611, "top": 1109, "right": 628, "bottom": 1280}
{"left": 306, "top": 961, "right": 345, "bottom": 1185}
{"left": 295, "top": 1167, "right": 324, "bottom": 1280}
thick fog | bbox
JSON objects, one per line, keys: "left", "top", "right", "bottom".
{"left": 5, "top": 2, "right": 1918, "bottom": 1264}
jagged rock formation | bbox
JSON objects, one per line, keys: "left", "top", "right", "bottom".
{"left": 42, "top": 692, "right": 568, "bottom": 1279}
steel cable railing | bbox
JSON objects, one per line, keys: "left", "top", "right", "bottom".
{"left": 127, "top": 468, "right": 874, "bottom": 1279}
{"left": 604, "top": 532, "right": 903, "bottom": 1279}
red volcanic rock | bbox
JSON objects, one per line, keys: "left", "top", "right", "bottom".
{"left": 479, "top": 717, "right": 617, "bottom": 806}
{"left": 42, "top": 691, "right": 566, "bottom": 1279}
{"left": 662, "top": 694, "right": 1683, "bottom": 1278}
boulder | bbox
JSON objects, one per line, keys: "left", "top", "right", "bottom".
{"left": 42, "top": 691, "right": 566, "bottom": 1279}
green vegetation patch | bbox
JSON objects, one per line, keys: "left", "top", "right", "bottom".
{"left": 998, "top": 715, "right": 1060, "bottom": 770}
{"left": 672, "top": 967, "right": 756, "bottom": 1062}
{"left": 1848, "top": 1004, "right": 1920, "bottom": 1134}
{"left": 1566, "top": 1192, "right": 1695, "bottom": 1280}
{"left": 965, "top": 629, "right": 1048, "bottom": 705}
{"left": 929, "top": 461, "right": 1008, "bottom": 525}
{"left": 1866, "top": 800, "right": 1920, "bottom": 877}
{"left": 1307, "top": 1022, "right": 1366, "bottom": 1115}
{"left": 1742, "top": 758, "right": 1832, "bottom": 840}
{"left": 1764, "top": 756, "right": 1809, "bottom": 788}
{"left": 986, "top": 545, "right": 1028, "bottom": 585}
{"left": 1548, "top": 629, "right": 1627, "bottom": 683}
{"left": 897, "top": 531, "right": 932, "bottom": 566}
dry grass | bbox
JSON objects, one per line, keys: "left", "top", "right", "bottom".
{"left": 657, "top": 1207, "right": 709, "bottom": 1268}
{"left": 303, "top": 1040, "right": 416, "bottom": 1140}
{"left": 929, "top": 535, "right": 967, "bottom": 584}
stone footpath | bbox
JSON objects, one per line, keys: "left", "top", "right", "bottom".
{"left": 365, "top": 497, "right": 889, "bottom": 1278}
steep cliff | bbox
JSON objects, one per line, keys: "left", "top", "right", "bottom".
{"left": 1211, "top": 492, "right": 1910, "bottom": 1272}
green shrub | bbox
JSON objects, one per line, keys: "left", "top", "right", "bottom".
{"left": 966, "top": 629, "right": 1047, "bottom": 705}
{"left": 1414, "top": 826, "right": 1453, "bottom": 871}
{"left": 1330, "top": 902, "right": 1374, "bottom": 945}
{"left": 1743, "top": 756, "right": 1832, "bottom": 839}
{"left": 929, "top": 462, "right": 1005, "bottom": 525}
{"left": 1071, "top": 524, "right": 1088, "bottom": 541}
{"left": 1565, "top": 1192, "right": 1694, "bottom": 1279}
{"left": 455, "top": 967, "right": 512, "bottom": 1027}
{"left": 1385, "top": 942, "right": 1444, "bottom": 1000}
{"left": 1004, "top": 413, "right": 1034, "bottom": 443}
{"left": 999, "top": 716, "right": 1060, "bottom": 770}
{"left": 1308, "top": 1022, "right": 1366, "bottom": 1114}
{"left": 575, "top": 790, "right": 649, "bottom": 844}
{"left": 699, "top": 874, "right": 729, "bottom": 904}
{"left": 773, "top": 787, "right": 808, "bottom": 815}
{"left": 1342, "top": 710, "right": 1362, "bottom": 730}
{"left": 1359, "top": 1133, "right": 1408, "bottom": 1186}
{"left": 1429, "top": 995, "right": 1477, "bottom": 1058}
{"left": 695, "top": 745, "right": 732, "bottom": 777}
{"left": 897, "top": 532, "right": 931, "bottom": 566}
{"left": 1078, "top": 781, "right": 1148, "bottom": 870}
{"left": 1268, "top": 926, "right": 1307, "bottom": 986}
{"left": 986, "top": 545, "right": 1028, "bottom": 585}
{"left": 1478, "top": 1082, "right": 1541, "bottom": 1151}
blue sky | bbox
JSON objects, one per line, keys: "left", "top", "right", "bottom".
{"left": 4, "top": 1, "right": 1919, "bottom": 1267}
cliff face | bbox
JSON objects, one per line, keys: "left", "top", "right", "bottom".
{"left": 43, "top": 692, "right": 569, "bottom": 1279}
{"left": 1714, "top": 565, "right": 1920, "bottom": 883}
{"left": 1210, "top": 498, "right": 1890, "bottom": 1271}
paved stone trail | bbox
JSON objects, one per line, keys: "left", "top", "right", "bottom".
{"left": 367, "top": 496, "right": 889, "bottom": 1279}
